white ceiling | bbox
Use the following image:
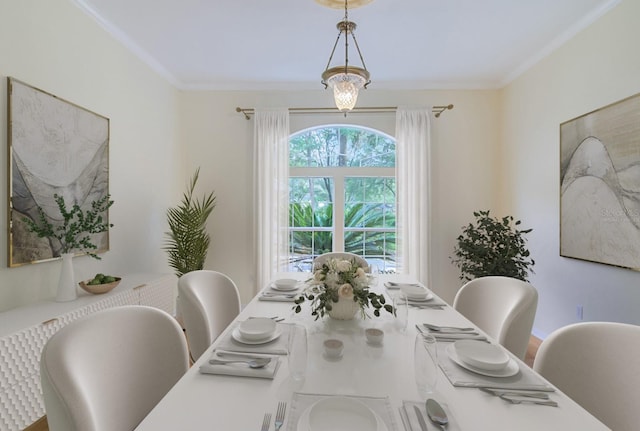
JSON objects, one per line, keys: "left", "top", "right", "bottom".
{"left": 72, "top": 0, "right": 618, "bottom": 91}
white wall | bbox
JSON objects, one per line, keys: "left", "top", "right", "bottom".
{"left": 179, "top": 89, "right": 501, "bottom": 304}
{"left": 501, "top": 0, "right": 640, "bottom": 337}
{"left": 0, "top": 0, "right": 184, "bottom": 311}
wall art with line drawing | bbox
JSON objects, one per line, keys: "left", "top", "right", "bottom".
{"left": 8, "top": 77, "right": 110, "bottom": 267}
{"left": 560, "top": 92, "right": 640, "bottom": 270}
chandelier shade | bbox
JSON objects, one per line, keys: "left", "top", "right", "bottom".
{"left": 320, "top": 0, "right": 371, "bottom": 112}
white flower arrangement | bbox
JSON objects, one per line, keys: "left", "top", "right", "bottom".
{"left": 293, "top": 257, "right": 393, "bottom": 320}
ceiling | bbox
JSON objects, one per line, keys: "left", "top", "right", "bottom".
{"left": 72, "top": 0, "right": 618, "bottom": 91}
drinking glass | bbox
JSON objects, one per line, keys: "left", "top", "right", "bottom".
{"left": 393, "top": 293, "right": 409, "bottom": 333}
{"left": 414, "top": 333, "right": 438, "bottom": 397}
{"left": 287, "top": 323, "right": 308, "bottom": 381}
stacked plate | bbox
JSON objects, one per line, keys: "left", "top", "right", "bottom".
{"left": 399, "top": 284, "right": 433, "bottom": 302}
{"left": 447, "top": 340, "right": 519, "bottom": 377}
{"left": 271, "top": 278, "right": 299, "bottom": 291}
{"left": 232, "top": 318, "right": 281, "bottom": 345}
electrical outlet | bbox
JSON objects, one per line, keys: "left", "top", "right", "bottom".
{"left": 576, "top": 305, "right": 584, "bottom": 320}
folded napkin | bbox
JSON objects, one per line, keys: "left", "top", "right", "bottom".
{"left": 436, "top": 343, "right": 554, "bottom": 391}
{"left": 258, "top": 293, "right": 298, "bottom": 302}
{"left": 199, "top": 351, "right": 281, "bottom": 379}
{"left": 399, "top": 400, "right": 460, "bottom": 431}
{"left": 286, "top": 392, "right": 399, "bottom": 431}
{"left": 384, "top": 281, "right": 423, "bottom": 290}
{"left": 215, "top": 321, "right": 290, "bottom": 355}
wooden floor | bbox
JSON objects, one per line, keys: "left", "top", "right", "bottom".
{"left": 25, "top": 335, "right": 543, "bottom": 431}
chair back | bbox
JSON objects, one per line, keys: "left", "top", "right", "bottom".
{"left": 452, "top": 276, "right": 538, "bottom": 359}
{"left": 313, "top": 252, "right": 369, "bottom": 272}
{"left": 533, "top": 322, "right": 640, "bottom": 431}
{"left": 178, "top": 270, "right": 241, "bottom": 360}
{"left": 40, "top": 305, "right": 189, "bottom": 431}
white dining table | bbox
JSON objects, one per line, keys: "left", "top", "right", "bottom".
{"left": 134, "top": 273, "right": 609, "bottom": 431}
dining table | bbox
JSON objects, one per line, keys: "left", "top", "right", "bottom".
{"left": 134, "top": 272, "right": 609, "bottom": 431}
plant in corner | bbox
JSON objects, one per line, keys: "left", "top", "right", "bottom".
{"left": 23, "top": 193, "right": 114, "bottom": 259}
{"left": 450, "top": 210, "right": 535, "bottom": 282}
{"left": 164, "top": 168, "right": 216, "bottom": 277}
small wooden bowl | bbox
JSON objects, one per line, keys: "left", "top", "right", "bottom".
{"left": 79, "top": 278, "right": 121, "bottom": 295}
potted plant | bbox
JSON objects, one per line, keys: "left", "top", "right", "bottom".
{"left": 164, "top": 168, "right": 216, "bottom": 278}
{"left": 24, "top": 193, "right": 114, "bottom": 301}
{"left": 450, "top": 210, "right": 535, "bottom": 282}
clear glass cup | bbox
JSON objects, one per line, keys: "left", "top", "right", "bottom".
{"left": 414, "top": 333, "right": 438, "bottom": 397}
{"left": 393, "top": 293, "right": 409, "bottom": 333}
{"left": 287, "top": 323, "right": 308, "bottom": 381}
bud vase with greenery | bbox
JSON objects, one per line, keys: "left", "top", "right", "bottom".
{"left": 24, "top": 194, "right": 114, "bottom": 301}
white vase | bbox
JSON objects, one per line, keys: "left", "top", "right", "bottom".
{"left": 56, "top": 252, "right": 77, "bottom": 302}
{"left": 327, "top": 297, "right": 360, "bottom": 320}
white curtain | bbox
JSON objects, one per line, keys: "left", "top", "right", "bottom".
{"left": 253, "top": 109, "right": 290, "bottom": 293}
{"left": 395, "top": 107, "right": 432, "bottom": 285}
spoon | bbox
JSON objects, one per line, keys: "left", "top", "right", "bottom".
{"left": 426, "top": 399, "right": 449, "bottom": 430}
{"left": 209, "top": 357, "right": 272, "bottom": 368}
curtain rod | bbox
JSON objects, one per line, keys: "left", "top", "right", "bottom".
{"left": 235, "top": 104, "right": 454, "bottom": 120}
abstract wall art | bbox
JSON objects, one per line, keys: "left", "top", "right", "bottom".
{"left": 560, "top": 92, "right": 640, "bottom": 270}
{"left": 7, "top": 77, "right": 110, "bottom": 267}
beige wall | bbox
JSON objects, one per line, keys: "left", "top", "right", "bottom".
{"left": 501, "top": 0, "right": 640, "bottom": 337}
{"left": 0, "top": 0, "right": 184, "bottom": 311}
{"left": 179, "top": 89, "right": 501, "bottom": 304}
{"left": 3, "top": 0, "right": 637, "bottom": 340}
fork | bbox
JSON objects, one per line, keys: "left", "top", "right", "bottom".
{"left": 274, "top": 401, "right": 286, "bottom": 431}
{"left": 499, "top": 394, "right": 558, "bottom": 407}
{"left": 261, "top": 413, "right": 271, "bottom": 431}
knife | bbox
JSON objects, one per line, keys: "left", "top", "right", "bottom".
{"left": 413, "top": 405, "right": 429, "bottom": 431}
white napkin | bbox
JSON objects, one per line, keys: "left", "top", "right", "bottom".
{"left": 286, "top": 392, "right": 400, "bottom": 431}
{"left": 436, "top": 343, "right": 554, "bottom": 391}
{"left": 215, "top": 321, "right": 290, "bottom": 355}
{"left": 399, "top": 400, "right": 460, "bottom": 431}
{"left": 258, "top": 293, "right": 298, "bottom": 302}
{"left": 199, "top": 351, "right": 281, "bottom": 379}
{"left": 384, "top": 281, "right": 423, "bottom": 290}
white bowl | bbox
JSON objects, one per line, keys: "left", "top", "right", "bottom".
{"left": 273, "top": 278, "right": 298, "bottom": 290}
{"left": 323, "top": 339, "right": 344, "bottom": 358}
{"left": 238, "top": 318, "right": 277, "bottom": 341}
{"left": 454, "top": 340, "right": 510, "bottom": 371}
{"left": 399, "top": 284, "right": 429, "bottom": 300}
{"left": 365, "top": 328, "right": 384, "bottom": 345}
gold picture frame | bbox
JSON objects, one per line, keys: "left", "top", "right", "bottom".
{"left": 560, "top": 92, "right": 640, "bottom": 270}
{"left": 7, "top": 77, "right": 110, "bottom": 267}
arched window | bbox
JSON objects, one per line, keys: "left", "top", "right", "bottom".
{"left": 288, "top": 125, "right": 396, "bottom": 272}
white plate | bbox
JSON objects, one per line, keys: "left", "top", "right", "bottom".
{"left": 406, "top": 293, "right": 434, "bottom": 302}
{"left": 446, "top": 344, "right": 519, "bottom": 378}
{"left": 298, "top": 397, "right": 388, "bottom": 431}
{"left": 231, "top": 327, "right": 281, "bottom": 345}
{"left": 271, "top": 279, "right": 300, "bottom": 291}
{"left": 399, "top": 284, "right": 429, "bottom": 298}
{"left": 238, "top": 318, "right": 277, "bottom": 341}
{"left": 454, "top": 340, "right": 510, "bottom": 371}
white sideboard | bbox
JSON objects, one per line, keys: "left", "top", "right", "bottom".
{"left": 0, "top": 273, "right": 177, "bottom": 431}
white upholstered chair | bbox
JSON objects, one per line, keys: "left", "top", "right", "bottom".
{"left": 533, "top": 322, "right": 640, "bottom": 431}
{"left": 452, "top": 276, "right": 538, "bottom": 359}
{"left": 40, "top": 305, "right": 189, "bottom": 431}
{"left": 178, "top": 270, "right": 241, "bottom": 361}
{"left": 312, "top": 252, "right": 370, "bottom": 272}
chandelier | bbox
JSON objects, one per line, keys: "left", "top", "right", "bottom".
{"left": 320, "top": 0, "right": 371, "bottom": 112}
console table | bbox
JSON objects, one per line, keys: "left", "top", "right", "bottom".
{"left": 0, "top": 273, "right": 177, "bottom": 431}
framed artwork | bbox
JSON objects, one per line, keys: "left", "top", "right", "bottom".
{"left": 560, "top": 92, "right": 640, "bottom": 270}
{"left": 7, "top": 77, "right": 110, "bottom": 267}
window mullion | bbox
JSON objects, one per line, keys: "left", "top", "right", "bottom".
{"left": 334, "top": 174, "right": 345, "bottom": 251}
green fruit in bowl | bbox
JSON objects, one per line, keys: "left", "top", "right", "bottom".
{"left": 103, "top": 276, "right": 116, "bottom": 283}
